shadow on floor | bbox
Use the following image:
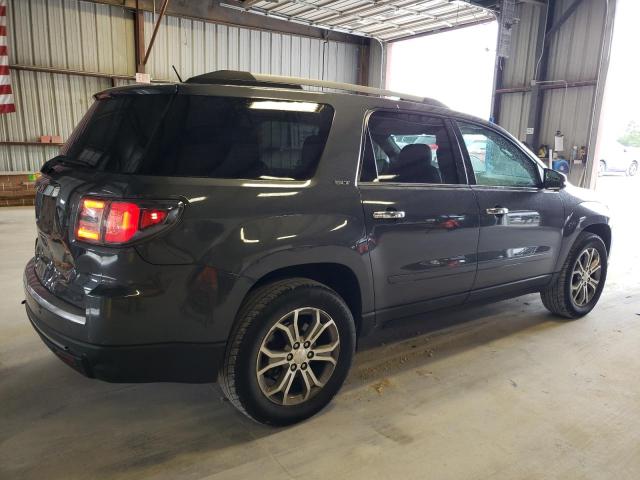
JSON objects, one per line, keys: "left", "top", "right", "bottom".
{"left": 0, "top": 293, "right": 564, "bottom": 479}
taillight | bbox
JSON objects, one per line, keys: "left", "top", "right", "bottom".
{"left": 75, "top": 197, "right": 180, "bottom": 245}
{"left": 76, "top": 199, "right": 107, "bottom": 242}
{"left": 140, "top": 209, "right": 168, "bottom": 229}
{"left": 104, "top": 202, "right": 140, "bottom": 243}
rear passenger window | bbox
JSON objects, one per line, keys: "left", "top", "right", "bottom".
{"left": 360, "top": 111, "right": 460, "bottom": 184}
{"left": 63, "top": 95, "right": 334, "bottom": 180}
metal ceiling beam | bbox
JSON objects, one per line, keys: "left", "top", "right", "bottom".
{"left": 80, "top": 0, "right": 365, "bottom": 44}
{"left": 386, "top": 15, "right": 495, "bottom": 42}
{"left": 362, "top": 9, "right": 493, "bottom": 35}
{"left": 250, "top": 0, "right": 493, "bottom": 39}
{"left": 220, "top": 1, "right": 371, "bottom": 36}
{"left": 257, "top": 0, "right": 450, "bottom": 33}
{"left": 291, "top": 0, "right": 440, "bottom": 28}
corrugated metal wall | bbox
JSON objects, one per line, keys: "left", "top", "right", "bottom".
{"left": 142, "top": 11, "right": 360, "bottom": 84}
{"left": 0, "top": 0, "right": 361, "bottom": 172}
{"left": 497, "top": 0, "right": 610, "bottom": 184}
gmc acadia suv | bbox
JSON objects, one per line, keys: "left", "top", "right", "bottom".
{"left": 24, "top": 71, "right": 611, "bottom": 425}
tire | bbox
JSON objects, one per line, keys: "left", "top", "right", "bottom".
{"left": 541, "top": 232, "right": 608, "bottom": 319}
{"left": 219, "top": 278, "right": 356, "bottom": 426}
{"left": 628, "top": 161, "right": 638, "bottom": 177}
{"left": 598, "top": 160, "right": 606, "bottom": 176}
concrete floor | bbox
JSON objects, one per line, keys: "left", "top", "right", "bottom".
{"left": 1, "top": 175, "right": 639, "bottom": 480}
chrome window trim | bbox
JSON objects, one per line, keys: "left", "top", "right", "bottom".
{"left": 358, "top": 181, "right": 470, "bottom": 189}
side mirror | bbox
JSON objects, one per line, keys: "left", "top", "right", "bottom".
{"left": 543, "top": 168, "right": 566, "bottom": 190}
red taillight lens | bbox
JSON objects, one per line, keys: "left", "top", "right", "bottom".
{"left": 75, "top": 197, "right": 175, "bottom": 245}
{"left": 104, "top": 202, "right": 140, "bottom": 243}
{"left": 140, "top": 209, "right": 168, "bottom": 229}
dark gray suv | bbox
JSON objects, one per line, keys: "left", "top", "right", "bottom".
{"left": 24, "top": 71, "right": 611, "bottom": 425}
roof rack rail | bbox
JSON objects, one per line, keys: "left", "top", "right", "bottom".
{"left": 185, "top": 70, "right": 446, "bottom": 108}
{"left": 186, "top": 70, "right": 304, "bottom": 90}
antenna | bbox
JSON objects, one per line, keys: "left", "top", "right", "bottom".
{"left": 171, "top": 65, "right": 183, "bottom": 83}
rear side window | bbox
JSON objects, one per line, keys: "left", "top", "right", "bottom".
{"left": 62, "top": 95, "right": 334, "bottom": 180}
{"left": 360, "top": 111, "right": 460, "bottom": 184}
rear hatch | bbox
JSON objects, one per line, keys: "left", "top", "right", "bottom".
{"left": 34, "top": 85, "right": 178, "bottom": 308}
{"left": 33, "top": 84, "right": 335, "bottom": 308}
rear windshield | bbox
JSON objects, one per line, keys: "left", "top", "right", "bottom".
{"left": 60, "top": 94, "right": 334, "bottom": 180}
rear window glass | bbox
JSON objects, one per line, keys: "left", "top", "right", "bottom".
{"left": 61, "top": 95, "right": 334, "bottom": 180}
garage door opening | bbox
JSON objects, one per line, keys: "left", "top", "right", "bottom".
{"left": 386, "top": 21, "right": 499, "bottom": 119}
{"left": 595, "top": 0, "right": 640, "bottom": 183}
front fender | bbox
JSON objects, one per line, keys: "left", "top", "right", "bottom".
{"left": 556, "top": 200, "right": 611, "bottom": 270}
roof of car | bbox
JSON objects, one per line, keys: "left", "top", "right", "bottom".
{"left": 96, "top": 70, "right": 509, "bottom": 137}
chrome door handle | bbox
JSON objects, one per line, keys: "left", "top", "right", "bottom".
{"left": 486, "top": 207, "right": 509, "bottom": 215}
{"left": 373, "top": 210, "right": 406, "bottom": 220}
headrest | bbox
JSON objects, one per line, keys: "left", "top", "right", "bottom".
{"left": 399, "top": 143, "right": 432, "bottom": 166}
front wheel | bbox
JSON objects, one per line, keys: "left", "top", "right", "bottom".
{"left": 219, "top": 278, "right": 356, "bottom": 426}
{"left": 541, "top": 232, "right": 608, "bottom": 318}
{"left": 628, "top": 161, "right": 638, "bottom": 176}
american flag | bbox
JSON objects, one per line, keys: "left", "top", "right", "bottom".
{"left": 0, "top": 0, "right": 15, "bottom": 114}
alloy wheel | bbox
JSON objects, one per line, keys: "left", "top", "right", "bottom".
{"left": 256, "top": 307, "right": 340, "bottom": 406}
{"left": 571, "top": 247, "right": 602, "bottom": 307}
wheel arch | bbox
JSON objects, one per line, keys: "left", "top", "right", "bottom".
{"left": 582, "top": 223, "right": 611, "bottom": 253}
{"left": 248, "top": 262, "right": 370, "bottom": 337}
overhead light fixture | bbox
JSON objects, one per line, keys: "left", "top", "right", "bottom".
{"left": 249, "top": 101, "right": 320, "bottom": 112}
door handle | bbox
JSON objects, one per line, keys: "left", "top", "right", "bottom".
{"left": 373, "top": 210, "right": 406, "bottom": 220}
{"left": 486, "top": 207, "right": 509, "bottom": 216}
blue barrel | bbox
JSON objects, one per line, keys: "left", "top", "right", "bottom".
{"left": 552, "top": 159, "right": 570, "bottom": 174}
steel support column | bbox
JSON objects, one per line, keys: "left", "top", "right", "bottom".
{"left": 525, "top": 0, "right": 554, "bottom": 149}
{"left": 357, "top": 40, "right": 371, "bottom": 86}
{"left": 134, "top": 0, "right": 145, "bottom": 73}
{"left": 142, "top": 0, "right": 170, "bottom": 67}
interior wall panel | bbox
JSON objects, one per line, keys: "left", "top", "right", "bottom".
{"left": 143, "top": 11, "right": 360, "bottom": 84}
{"left": 496, "top": 0, "right": 612, "bottom": 185}
{"left": 1, "top": 0, "right": 361, "bottom": 172}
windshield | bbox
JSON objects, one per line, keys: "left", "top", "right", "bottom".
{"left": 60, "top": 94, "right": 334, "bottom": 180}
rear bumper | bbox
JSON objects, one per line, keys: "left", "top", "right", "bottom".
{"left": 24, "top": 264, "right": 225, "bottom": 383}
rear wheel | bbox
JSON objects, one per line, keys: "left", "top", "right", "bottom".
{"left": 219, "top": 278, "right": 356, "bottom": 426}
{"left": 541, "top": 232, "right": 607, "bottom": 318}
{"left": 628, "top": 161, "right": 638, "bottom": 176}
